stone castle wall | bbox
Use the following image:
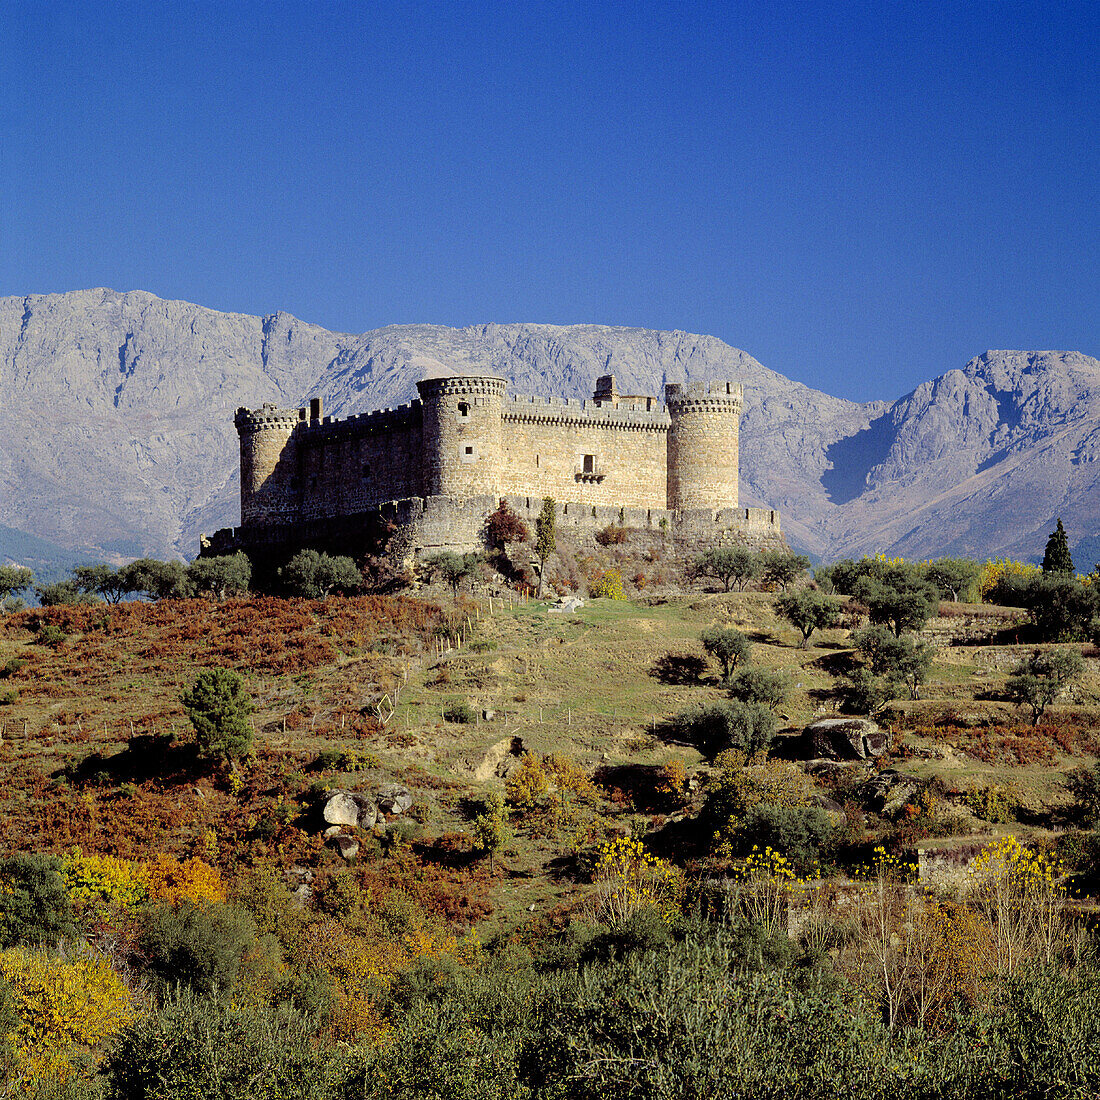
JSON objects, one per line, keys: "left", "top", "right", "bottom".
{"left": 219, "top": 373, "right": 782, "bottom": 562}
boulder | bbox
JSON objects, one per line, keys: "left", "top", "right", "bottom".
{"left": 377, "top": 782, "right": 413, "bottom": 816}
{"left": 323, "top": 789, "right": 381, "bottom": 828}
{"left": 805, "top": 718, "right": 890, "bottom": 761}
{"left": 329, "top": 834, "right": 360, "bottom": 861}
{"left": 549, "top": 596, "right": 584, "bottom": 614}
{"left": 860, "top": 770, "right": 920, "bottom": 816}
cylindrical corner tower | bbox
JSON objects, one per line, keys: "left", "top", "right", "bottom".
{"left": 416, "top": 375, "right": 506, "bottom": 498}
{"left": 665, "top": 380, "right": 744, "bottom": 511}
{"left": 235, "top": 404, "right": 301, "bottom": 527}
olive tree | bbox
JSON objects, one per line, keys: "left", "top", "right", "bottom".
{"left": 1006, "top": 648, "right": 1085, "bottom": 724}
{"left": 695, "top": 547, "right": 761, "bottom": 592}
{"left": 774, "top": 588, "right": 841, "bottom": 648}
{"left": 700, "top": 626, "right": 751, "bottom": 680}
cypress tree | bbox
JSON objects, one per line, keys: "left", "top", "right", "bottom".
{"left": 1042, "top": 518, "right": 1075, "bottom": 574}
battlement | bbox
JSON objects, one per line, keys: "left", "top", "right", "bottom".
{"left": 232, "top": 371, "right": 773, "bottom": 553}
{"left": 664, "top": 379, "right": 743, "bottom": 406}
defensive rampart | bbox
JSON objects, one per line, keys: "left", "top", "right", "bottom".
{"left": 208, "top": 373, "right": 782, "bottom": 564}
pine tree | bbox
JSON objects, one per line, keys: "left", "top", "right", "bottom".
{"left": 1042, "top": 518, "right": 1075, "bottom": 574}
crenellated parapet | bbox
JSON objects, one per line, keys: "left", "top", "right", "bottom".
{"left": 229, "top": 370, "right": 768, "bottom": 554}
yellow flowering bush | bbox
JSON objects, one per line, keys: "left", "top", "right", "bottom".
{"left": 60, "top": 850, "right": 148, "bottom": 913}
{"left": 0, "top": 946, "right": 135, "bottom": 1084}
{"left": 978, "top": 558, "right": 1039, "bottom": 601}
{"left": 967, "top": 835, "right": 1065, "bottom": 973}
{"left": 588, "top": 568, "right": 625, "bottom": 600}
{"left": 728, "top": 845, "right": 808, "bottom": 936}
{"left": 593, "top": 836, "right": 682, "bottom": 926}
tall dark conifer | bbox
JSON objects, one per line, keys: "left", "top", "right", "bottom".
{"left": 1042, "top": 518, "right": 1075, "bottom": 574}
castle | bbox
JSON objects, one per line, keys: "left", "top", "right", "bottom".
{"left": 206, "top": 373, "right": 783, "bottom": 566}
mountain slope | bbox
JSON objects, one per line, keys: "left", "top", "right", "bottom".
{"left": 0, "top": 289, "right": 1096, "bottom": 564}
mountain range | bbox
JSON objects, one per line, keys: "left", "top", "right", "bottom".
{"left": 2, "top": 288, "right": 1098, "bottom": 569}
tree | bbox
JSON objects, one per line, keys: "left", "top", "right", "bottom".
{"left": 852, "top": 565, "right": 939, "bottom": 636}
{"left": 727, "top": 666, "right": 789, "bottom": 710}
{"left": 187, "top": 553, "right": 252, "bottom": 601}
{"left": 534, "top": 497, "right": 556, "bottom": 599}
{"left": 422, "top": 551, "right": 479, "bottom": 599}
{"left": 34, "top": 580, "right": 97, "bottom": 606}
{"left": 470, "top": 792, "right": 512, "bottom": 875}
{"left": 281, "top": 549, "right": 360, "bottom": 598}
{"left": 852, "top": 624, "right": 935, "bottom": 700}
{"left": 923, "top": 558, "right": 981, "bottom": 602}
{"left": 700, "top": 626, "right": 751, "bottom": 680}
{"left": 181, "top": 668, "right": 254, "bottom": 765}
{"left": 1006, "top": 647, "right": 1085, "bottom": 724}
{"left": 484, "top": 500, "right": 529, "bottom": 551}
{"left": 841, "top": 668, "right": 896, "bottom": 713}
{"left": 695, "top": 547, "right": 761, "bottom": 592}
{"left": 774, "top": 588, "right": 841, "bottom": 648}
{"left": 760, "top": 551, "right": 811, "bottom": 592}
{"left": 0, "top": 567, "right": 34, "bottom": 611}
{"left": 121, "top": 558, "right": 193, "bottom": 600}
{"left": 1025, "top": 574, "right": 1099, "bottom": 642}
{"left": 1042, "top": 518, "right": 1074, "bottom": 574}
{"left": 72, "top": 563, "right": 130, "bottom": 604}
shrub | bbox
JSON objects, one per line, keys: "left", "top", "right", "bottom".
{"left": 595, "top": 524, "right": 628, "bottom": 546}
{"left": 181, "top": 667, "right": 254, "bottom": 764}
{"left": 670, "top": 701, "right": 776, "bottom": 760}
{"left": 0, "top": 945, "right": 135, "bottom": 1085}
{"left": 738, "top": 803, "right": 836, "bottom": 866}
{"left": 588, "top": 568, "right": 625, "bottom": 600}
{"left": 726, "top": 666, "right": 789, "bottom": 710}
{"left": 961, "top": 783, "right": 1018, "bottom": 824}
{"left": 61, "top": 851, "right": 148, "bottom": 914}
{"left": 505, "top": 753, "right": 549, "bottom": 810}
{"left": 442, "top": 699, "right": 477, "bottom": 724}
{"left": 102, "top": 988, "right": 342, "bottom": 1100}
{"left": 0, "top": 854, "right": 76, "bottom": 948}
{"left": 36, "top": 623, "right": 68, "bottom": 648}
{"left": 0, "top": 689, "right": 16, "bottom": 706}
{"left": 1066, "top": 763, "right": 1100, "bottom": 827}
{"left": 144, "top": 855, "right": 225, "bottom": 906}
{"left": 140, "top": 900, "right": 260, "bottom": 995}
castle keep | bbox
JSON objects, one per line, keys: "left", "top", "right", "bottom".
{"left": 212, "top": 373, "right": 782, "bottom": 563}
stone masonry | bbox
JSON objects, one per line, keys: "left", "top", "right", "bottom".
{"left": 207, "top": 373, "right": 783, "bottom": 563}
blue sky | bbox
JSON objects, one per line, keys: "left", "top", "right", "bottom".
{"left": 1, "top": 0, "right": 1097, "bottom": 402}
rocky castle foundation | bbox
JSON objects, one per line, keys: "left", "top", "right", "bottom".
{"left": 206, "top": 373, "right": 783, "bottom": 565}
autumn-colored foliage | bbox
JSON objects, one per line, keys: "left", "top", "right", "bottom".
{"left": 144, "top": 855, "right": 225, "bottom": 906}
{"left": 0, "top": 946, "right": 135, "bottom": 1084}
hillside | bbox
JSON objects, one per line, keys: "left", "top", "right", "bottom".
{"left": 2, "top": 288, "right": 1098, "bottom": 565}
